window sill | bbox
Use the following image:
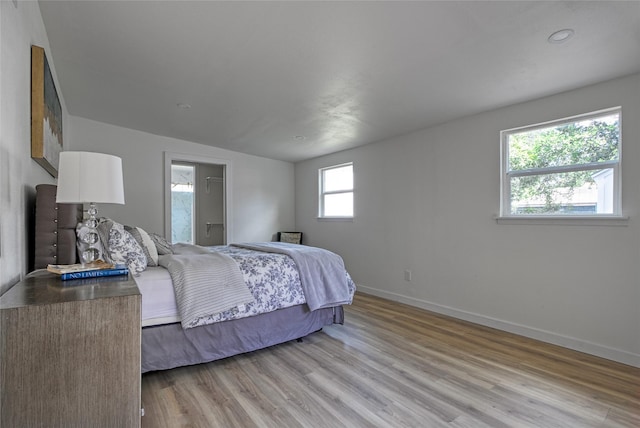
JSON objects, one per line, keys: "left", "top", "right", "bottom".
{"left": 495, "top": 215, "right": 629, "bottom": 226}
{"left": 317, "top": 217, "right": 354, "bottom": 222}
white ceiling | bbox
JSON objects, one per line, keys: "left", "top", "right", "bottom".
{"left": 38, "top": 1, "right": 640, "bottom": 162}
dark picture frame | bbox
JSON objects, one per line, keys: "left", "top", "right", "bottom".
{"left": 31, "top": 45, "right": 63, "bottom": 177}
{"left": 277, "top": 232, "right": 302, "bottom": 245}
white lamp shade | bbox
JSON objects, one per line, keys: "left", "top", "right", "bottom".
{"left": 56, "top": 151, "right": 125, "bottom": 204}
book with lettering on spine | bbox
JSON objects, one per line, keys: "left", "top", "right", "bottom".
{"left": 57, "top": 275, "right": 131, "bottom": 286}
{"left": 60, "top": 268, "right": 129, "bottom": 281}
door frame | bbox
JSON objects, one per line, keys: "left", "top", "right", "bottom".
{"left": 164, "top": 152, "right": 232, "bottom": 244}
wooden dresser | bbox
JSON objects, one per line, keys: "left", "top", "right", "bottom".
{"left": 0, "top": 271, "right": 141, "bottom": 428}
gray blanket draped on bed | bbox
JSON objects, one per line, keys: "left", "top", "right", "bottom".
{"left": 159, "top": 243, "right": 254, "bottom": 329}
{"left": 231, "top": 242, "right": 353, "bottom": 311}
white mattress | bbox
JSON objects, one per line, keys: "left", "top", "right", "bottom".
{"left": 133, "top": 267, "right": 181, "bottom": 327}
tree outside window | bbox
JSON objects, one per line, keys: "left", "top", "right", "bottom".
{"left": 501, "top": 108, "right": 621, "bottom": 216}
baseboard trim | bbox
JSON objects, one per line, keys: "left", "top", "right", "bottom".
{"left": 356, "top": 285, "right": 640, "bottom": 368}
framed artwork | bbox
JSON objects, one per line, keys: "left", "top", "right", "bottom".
{"left": 277, "top": 232, "right": 303, "bottom": 245}
{"left": 31, "top": 45, "right": 63, "bottom": 177}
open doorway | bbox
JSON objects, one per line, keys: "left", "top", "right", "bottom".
{"left": 164, "top": 153, "right": 232, "bottom": 246}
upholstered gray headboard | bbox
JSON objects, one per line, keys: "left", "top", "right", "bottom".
{"left": 33, "top": 184, "right": 83, "bottom": 269}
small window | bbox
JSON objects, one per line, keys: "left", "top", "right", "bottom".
{"left": 319, "top": 163, "right": 353, "bottom": 218}
{"left": 501, "top": 108, "right": 621, "bottom": 217}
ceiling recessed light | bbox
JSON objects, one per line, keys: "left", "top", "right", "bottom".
{"left": 177, "top": 103, "right": 191, "bottom": 110}
{"left": 548, "top": 29, "right": 574, "bottom": 44}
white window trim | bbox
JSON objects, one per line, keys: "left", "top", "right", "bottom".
{"left": 499, "top": 107, "right": 623, "bottom": 220}
{"left": 318, "top": 162, "right": 354, "bottom": 219}
{"left": 495, "top": 215, "right": 629, "bottom": 226}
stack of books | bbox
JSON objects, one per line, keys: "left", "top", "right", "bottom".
{"left": 47, "top": 260, "right": 129, "bottom": 281}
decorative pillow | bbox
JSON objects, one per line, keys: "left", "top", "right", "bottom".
{"left": 278, "top": 231, "right": 303, "bottom": 245}
{"left": 124, "top": 225, "right": 159, "bottom": 267}
{"left": 107, "top": 222, "right": 147, "bottom": 274}
{"left": 149, "top": 232, "right": 173, "bottom": 255}
{"left": 95, "top": 218, "right": 115, "bottom": 263}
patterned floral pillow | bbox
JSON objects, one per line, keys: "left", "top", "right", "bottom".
{"left": 94, "top": 218, "right": 115, "bottom": 263}
{"left": 124, "top": 225, "right": 159, "bottom": 267}
{"left": 108, "top": 222, "right": 147, "bottom": 274}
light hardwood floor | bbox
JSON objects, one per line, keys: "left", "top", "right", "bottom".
{"left": 141, "top": 293, "right": 639, "bottom": 427}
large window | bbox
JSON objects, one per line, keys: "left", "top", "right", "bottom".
{"left": 500, "top": 108, "right": 621, "bottom": 217}
{"left": 319, "top": 162, "right": 354, "bottom": 218}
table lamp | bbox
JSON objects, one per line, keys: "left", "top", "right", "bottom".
{"left": 56, "top": 151, "right": 125, "bottom": 264}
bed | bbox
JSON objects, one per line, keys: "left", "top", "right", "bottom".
{"left": 32, "top": 184, "right": 355, "bottom": 373}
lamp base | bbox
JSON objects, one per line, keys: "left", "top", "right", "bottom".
{"left": 80, "top": 202, "right": 100, "bottom": 265}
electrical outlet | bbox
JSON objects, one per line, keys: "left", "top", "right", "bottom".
{"left": 404, "top": 269, "right": 412, "bottom": 282}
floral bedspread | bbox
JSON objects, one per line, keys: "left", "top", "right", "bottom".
{"left": 187, "top": 246, "right": 355, "bottom": 328}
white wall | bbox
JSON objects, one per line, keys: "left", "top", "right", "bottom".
{"left": 296, "top": 74, "right": 640, "bottom": 366}
{"left": 0, "top": 1, "right": 67, "bottom": 293}
{"left": 67, "top": 116, "right": 295, "bottom": 243}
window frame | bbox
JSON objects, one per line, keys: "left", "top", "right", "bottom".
{"left": 499, "top": 107, "right": 622, "bottom": 219}
{"left": 318, "top": 162, "right": 354, "bottom": 219}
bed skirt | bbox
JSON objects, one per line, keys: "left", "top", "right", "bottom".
{"left": 141, "top": 304, "right": 344, "bottom": 373}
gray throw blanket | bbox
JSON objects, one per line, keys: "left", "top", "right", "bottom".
{"left": 159, "top": 243, "right": 254, "bottom": 329}
{"left": 232, "top": 242, "right": 352, "bottom": 311}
